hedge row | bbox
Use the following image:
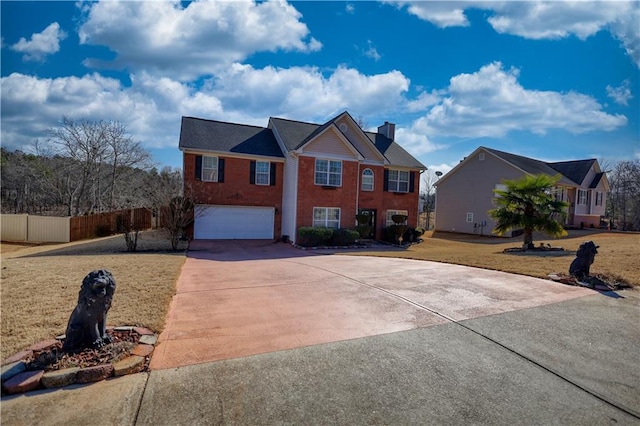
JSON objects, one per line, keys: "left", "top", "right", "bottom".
{"left": 297, "top": 227, "right": 360, "bottom": 247}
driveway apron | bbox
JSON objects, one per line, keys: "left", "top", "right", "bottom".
{"left": 149, "top": 240, "right": 593, "bottom": 370}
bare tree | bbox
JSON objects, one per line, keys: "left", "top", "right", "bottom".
{"left": 420, "top": 170, "right": 438, "bottom": 230}
{"left": 44, "top": 117, "right": 151, "bottom": 215}
{"left": 608, "top": 159, "right": 640, "bottom": 231}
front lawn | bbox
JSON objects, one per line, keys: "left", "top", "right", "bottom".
{"left": 352, "top": 230, "right": 640, "bottom": 287}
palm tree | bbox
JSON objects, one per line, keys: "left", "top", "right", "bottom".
{"left": 489, "top": 174, "right": 569, "bottom": 250}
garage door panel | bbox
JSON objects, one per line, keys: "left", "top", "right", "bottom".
{"left": 195, "top": 205, "right": 274, "bottom": 240}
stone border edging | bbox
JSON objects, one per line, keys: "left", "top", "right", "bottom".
{"left": 1, "top": 326, "right": 157, "bottom": 395}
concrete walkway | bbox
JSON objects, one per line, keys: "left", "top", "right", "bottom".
{"left": 3, "top": 240, "right": 639, "bottom": 425}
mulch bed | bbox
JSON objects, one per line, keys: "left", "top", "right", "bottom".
{"left": 2, "top": 328, "right": 156, "bottom": 395}
{"left": 25, "top": 330, "right": 139, "bottom": 372}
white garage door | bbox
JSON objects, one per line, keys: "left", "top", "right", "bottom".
{"left": 195, "top": 205, "right": 275, "bottom": 240}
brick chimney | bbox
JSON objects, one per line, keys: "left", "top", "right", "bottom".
{"left": 377, "top": 121, "right": 395, "bottom": 140}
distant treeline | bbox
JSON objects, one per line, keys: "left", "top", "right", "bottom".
{"left": 1, "top": 117, "right": 181, "bottom": 217}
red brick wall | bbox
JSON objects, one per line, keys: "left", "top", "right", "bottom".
{"left": 357, "top": 165, "right": 420, "bottom": 236}
{"left": 184, "top": 153, "right": 283, "bottom": 238}
{"left": 296, "top": 156, "right": 359, "bottom": 229}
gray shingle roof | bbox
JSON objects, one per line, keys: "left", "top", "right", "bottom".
{"left": 180, "top": 115, "right": 425, "bottom": 169}
{"left": 179, "top": 117, "right": 284, "bottom": 158}
{"left": 483, "top": 147, "right": 578, "bottom": 186}
{"left": 270, "top": 116, "right": 425, "bottom": 169}
{"left": 548, "top": 159, "right": 596, "bottom": 186}
{"left": 366, "top": 132, "right": 426, "bottom": 169}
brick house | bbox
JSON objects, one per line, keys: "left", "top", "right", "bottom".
{"left": 434, "top": 146, "right": 610, "bottom": 236}
{"left": 179, "top": 112, "right": 426, "bottom": 242}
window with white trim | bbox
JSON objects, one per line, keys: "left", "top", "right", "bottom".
{"left": 202, "top": 156, "right": 218, "bottom": 182}
{"left": 494, "top": 183, "right": 507, "bottom": 198}
{"left": 255, "top": 161, "right": 270, "bottom": 185}
{"left": 466, "top": 212, "right": 474, "bottom": 223}
{"left": 388, "top": 170, "right": 409, "bottom": 192}
{"left": 361, "top": 168, "right": 374, "bottom": 191}
{"left": 577, "top": 189, "right": 588, "bottom": 205}
{"left": 386, "top": 209, "right": 408, "bottom": 226}
{"left": 313, "top": 207, "right": 340, "bottom": 229}
{"left": 315, "top": 159, "right": 342, "bottom": 186}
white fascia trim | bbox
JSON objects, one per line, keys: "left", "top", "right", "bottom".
{"left": 298, "top": 152, "right": 361, "bottom": 162}
{"left": 268, "top": 118, "right": 290, "bottom": 156}
{"left": 181, "top": 148, "right": 285, "bottom": 163}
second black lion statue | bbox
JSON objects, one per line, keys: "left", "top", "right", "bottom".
{"left": 63, "top": 269, "right": 116, "bottom": 351}
{"left": 569, "top": 241, "right": 599, "bottom": 280}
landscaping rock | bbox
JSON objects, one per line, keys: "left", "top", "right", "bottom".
{"left": 41, "top": 367, "right": 79, "bottom": 388}
{"left": 2, "top": 370, "right": 43, "bottom": 394}
{"left": 131, "top": 344, "right": 154, "bottom": 357}
{"left": 76, "top": 364, "right": 114, "bottom": 384}
{"left": 113, "top": 356, "right": 145, "bottom": 376}
{"left": 139, "top": 334, "right": 158, "bottom": 345}
{"left": 134, "top": 327, "right": 154, "bottom": 336}
{"left": 1, "top": 361, "right": 26, "bottom": 382}
{"left": 2, "top": 350, "right": 33, "bottom": 366}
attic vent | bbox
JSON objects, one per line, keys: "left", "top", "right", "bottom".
{"left": 339, "top": 123, "right": 348, "bottom": 133}
{"left": 479, "top": 153, "right": 485, "bottom": 161}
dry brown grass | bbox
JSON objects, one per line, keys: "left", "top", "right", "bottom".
{"left": 1, "top": 231, "right": 186, "bottom": 359}
{"left": 353, "top": 229, "right": 640, "bottom": 286}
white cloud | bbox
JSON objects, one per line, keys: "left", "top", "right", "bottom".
{"left": 395, "top": 127, "right": 445, "bottom": 157}
{"left": 11, "top": 22, "right": 67, "bottom": 61}
{"left": 364, "top": 40, "right": 382, "bottom": 61}
{"left": 210, "top": 63, "right": 409, "bottom": 120}
{"left": 606, "top": 80, "right": 633, "bottom": 106}
{"left": 388, "top": 1, "right": 473, "bottom": 27}
{"left": 0, "top": 65, "right": 411, "bottom": 155}
{"left": 77, "top": 0, "right": 322, "bottom": 80}
{"left": 406, "top": 90, "right": 443, "bottom": 112}
{"left": 346, "top": 3, "right": 355, "bottom": 14}
{"left": 406, "top": 62, "right": 627, "bottom": 140}
{"left": 390, "top": 1, "right": 640, "bottom": 67}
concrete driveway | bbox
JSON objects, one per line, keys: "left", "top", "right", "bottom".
{"left": 150, "top": 240, "right": 596, "bottom": 371}
{"left": 3, "top": 240, "right": 639, "bottom": 425}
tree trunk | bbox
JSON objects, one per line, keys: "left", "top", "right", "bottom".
{"left": 523, "top": 228, "right": 534, "bottom": 250}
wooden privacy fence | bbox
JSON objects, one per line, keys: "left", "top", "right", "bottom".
{"left": 70, "top": 208, "right": 152, "bottom": 241}
{"left": 1, "top": 208, "right": 152, "bottom": 243}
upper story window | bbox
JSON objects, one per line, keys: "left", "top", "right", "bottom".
{"left": 577, "top": 189, "right": 588, "bottom": 205}
{"left": 255, "top": 161, "right": 270, "bottom": 185}
{"left": 202, "top": 156, "right": 218, "bottom": 182}
{"left": 361, "top": 168, "right": 374, "bottom": 191}
{"left": 388, "top": 170, "right": 409, "bottom": 192}
{"left": 315, "top": 159, "right": 342, "bottom": 187}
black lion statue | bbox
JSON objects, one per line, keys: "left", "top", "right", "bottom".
{"left": 63, "top": 269, "right": 116, "bottom": 351}
{"left": 569, "top": 241, "right": 599, "bottom": 280}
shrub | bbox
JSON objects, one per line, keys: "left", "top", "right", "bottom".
{"left": 297, "top": 226, "right": 333, "bottom": 247}
{"left": 330, "top": 228, "right": 360, "bottom": 246}
{"left": 403, "top": 227, "right": 424, "bottom": 243}
{"left": 95, "top": 224, "right": 112, "bottom": 237}
{"left": 382, "top": 225, "right": 400, "bottom": 244}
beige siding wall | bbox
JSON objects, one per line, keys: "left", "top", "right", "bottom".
{"left": 1, "top": 214, "right": 71, "bottom": 242}
{"left": 303, "top": 130, "right": 357, "bottom": 159}
{"left": 335, "top": 118, "right": 382, "bottom": 162}
{"left": 435, "top": 151, "right": 524, "bottom": 235}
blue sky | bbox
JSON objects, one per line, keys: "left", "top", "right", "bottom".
{"left": 1, "top": 1, "right": 638, "bottom": 183}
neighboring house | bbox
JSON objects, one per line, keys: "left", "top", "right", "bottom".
{"left": 434, "top": 146, "right": 609, "bottom": 236}
{"left": 179, "top": 112, "right": 426, "bottom": 242}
